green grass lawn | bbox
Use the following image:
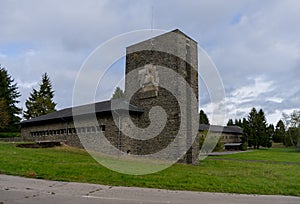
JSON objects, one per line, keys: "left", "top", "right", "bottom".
{"left": 0, "top": 142, "right": 299, "bottom": 196}
{"left": 214, "top": 148, "right": 300, "bottom": 163}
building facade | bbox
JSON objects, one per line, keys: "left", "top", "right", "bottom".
{"left": 21, "top": 29, "right": 201, "bottom": 165}
{"left": 199, "top": 124, "right": 243, "bottom": 150}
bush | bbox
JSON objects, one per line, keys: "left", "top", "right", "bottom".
{"left": 213, "top": 139, "right": 224, "bottom": 152}
{"left": 0, "top": 132, "right": 20, "bottom": 138}
{"left": 241, "top": 142, "right": 248, "bottom": 151}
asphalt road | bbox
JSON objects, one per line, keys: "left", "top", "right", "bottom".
{"left": 0, "top": 174, "right": 299, "bottom": 204}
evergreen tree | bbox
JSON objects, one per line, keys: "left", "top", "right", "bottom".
{"left": 266, "top": 124, "right": 274, "bottom": 147}
{"left": 227, "top": 119, "right": 234, "bottom": 126}
{"left": 199, "top": 109, "right": 209, "bottom": 124}
{"left": 111, "top": 87, "right": 125, "bottom": 99}
{"left": 241, "top": 118, "right": 250, "bottom": 145}
{"left": 273, "top": 120, "right": 285, "bottom": 143}
{"left": 234, "top": 119, "right": 239, "bottom": 126}
{"left": 0, "top": 98, "right": 10, "bottom": 129}
{"left": 23, "top": 73, "right": 56, "bottom": 119}
{"left": 247, "top": 108, "right": 270, "bottom": 149}
{"left": 0, "top": 65, "right": 21, "bottom": 131}
{"left": 257, "top": 109, "right": 269, "bottom": 147}
{"left": 248, "top": 107, "right": 259, "bottom": 148}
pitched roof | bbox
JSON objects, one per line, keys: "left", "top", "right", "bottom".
{"left": 20, "top": 99, "right": 143, "bottom": 125}
{"left": 199, "top": 124, "right": 243, "bottom": 134}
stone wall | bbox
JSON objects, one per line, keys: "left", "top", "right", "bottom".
{"left": 199, "top": 131, "right": 242, "bottom": 144}
{"left": 125, "top": 29, "right": 199, "bottom": 165}
{"left": 0, "top": 137, "right": 22, "bottom": 142}
{"left": 21, "top": 113, "right": 142, "bottom": 152}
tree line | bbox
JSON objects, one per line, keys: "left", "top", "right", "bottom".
{"left": 227, "top": 108, "right": 300, "bottom": 149}
{"left": 0, "top": 65, "right": 56, "bottom": 132}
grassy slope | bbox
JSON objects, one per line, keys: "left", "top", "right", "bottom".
{"left": 0, "top": 142, "right": 299, "bottom": 196}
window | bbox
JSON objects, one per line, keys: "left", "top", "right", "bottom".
{"left": 100, "top": 125, "right": 105, "bottom": 132}
{"left": 87, "top": 127, "right": 91, "bottom": 133}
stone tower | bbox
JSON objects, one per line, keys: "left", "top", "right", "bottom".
{"left": 124, "top": 29, "right": 199, "bottom": 165}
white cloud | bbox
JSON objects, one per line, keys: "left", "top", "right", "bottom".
{"left": 267, "top": 97, "right": 283, "bottom": 104}
{"left": 0, "top": 0, "right": 299, "bottom": 125}
{"left": 231, "top": 77, "right": 273, "bottom": 100}
{"left": 16, "top": 80, "right": 38, "bottom": 89}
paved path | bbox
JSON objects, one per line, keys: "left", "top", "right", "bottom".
{"left": 0, "top": 174, "right": 299, "bottom": 204}
{"left": 200, "top": 150, "right": 253, "bottom": 156}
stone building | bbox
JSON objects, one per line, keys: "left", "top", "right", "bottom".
{"left": 21, "top": 29, "right": 201, "bottom": 165}
{"left": 199, "top": 124, "right": 243, "bottom": 150}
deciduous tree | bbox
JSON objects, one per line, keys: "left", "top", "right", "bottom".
{"left": 282, "top": 110, "right": 300, "bottom": 148}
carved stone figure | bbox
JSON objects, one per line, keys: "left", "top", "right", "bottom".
{"left": 138, "top": 64, "right": 159, "bottom": 92}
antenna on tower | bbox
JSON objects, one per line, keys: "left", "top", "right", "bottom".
{"left": 151, "top": 5, "right": 154, "bottom": 33}
{"left": 150, "top": 5, "right": 154, "bottom": 47}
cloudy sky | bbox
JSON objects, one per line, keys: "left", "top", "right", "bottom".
{"left": 0, "top": 0, "right": 299, "bottom": 125}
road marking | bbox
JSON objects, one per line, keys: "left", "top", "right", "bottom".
{"left": 82, "top": 195, "right": 171, "bottom": 203}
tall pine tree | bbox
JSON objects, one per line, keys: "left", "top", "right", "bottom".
{"left": 0, "top": 98, "right": 10, "bottom": 129}
{"left": 273, "top": 120, "right": 285, "bottom": 143}
{"left": 247, "top": 108, "right": 270, "bottom": 149}
{"left": 257, "top": 109, "right": 269, "bottom": 147}
{"left": 0, "top": 65, "right": 21, "bottom": 131}
{"left": 199, "top": 109, "right": 209, "bottom": 125}
{"left": 111, "top": 87, "right": 125, "bottom": 99}
{"left": 227, "top": 119, "right": 234, "bottom": 126}
{"left": 248, "top": 108, "right": 259, "bottom": 148}
{"left": 23, "top": 73, "right": 56, "bottom": 119}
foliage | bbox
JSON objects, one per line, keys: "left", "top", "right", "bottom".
{"left": 283, "top": 110, "right": 300, "bottom": 128}
{"left": 227, "top": 119, "right": 234, "bottom": 126}
{"left": 273, "top": 120, "right": 285, "bottom": 143}
{"left": 285, "top": 128, "right": 300, "bottom": 147}
{"left": 111, "top": 86, "right": 125, "bottom": 99}
{"left": 282, "top": 110, "right": 300, "bottom": 148}
{"left": 266, "top": 124, "right": 274, "bottom": 148}
{"left": 199, "top": 135, "right": 205, "bottom": 148}
{"left": 0, "top": 98, "right": 10, "bottom": 129}
{"left": 199, "top": 109, "right": 209, "bottom": 125}
{"left": 0, "top": 132, "right": 20, "bottom": 138}
{"left": 0, "top": 143, "right": 299, "bottom": 196}
{"left": 0, "top": 65, "right": 21, "bottom": 131}
{"left": 241, "top": 142, "right": 248, "bottom": 151}
{"left": 213, "top": 139, "right": 224, "bottom": 151}
{"left": 199, "top": 130, "right": 223, "bottom": 152}
{"left": 228, "top": 108, "right": 272, "bottom": 149}
{"left": 247, "top": 108, "right": 271, "bottom": 149}
{"left": 23, "top": 73, "right": 56, "bottom": 119}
